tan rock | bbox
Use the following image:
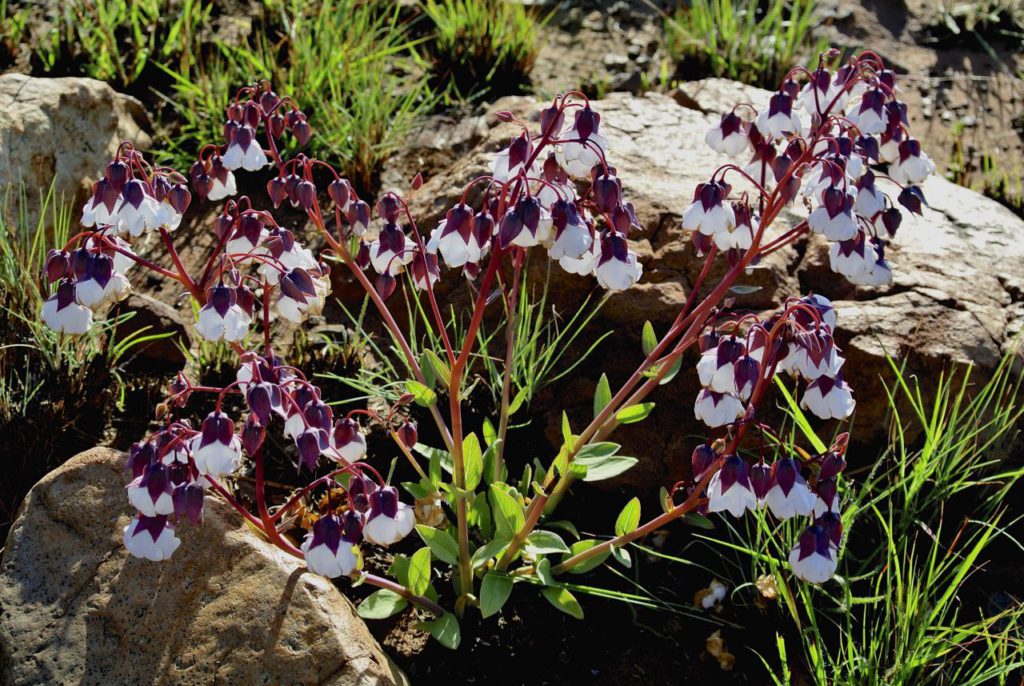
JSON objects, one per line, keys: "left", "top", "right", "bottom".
{"left": 0, "top": 447, "right": 405, "bottom": 686}
{"left": 0, "top": 74, "right": 151, "bottom": 229}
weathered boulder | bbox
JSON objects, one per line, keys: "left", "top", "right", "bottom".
{"left": 401, "top": 81, "right": 1024, "bottom": 488}
{"left": 0, "top": 74, "right": 151, "bottom": 229}
{"left": 0, "top": 447, "right": 406, "bottom": 686}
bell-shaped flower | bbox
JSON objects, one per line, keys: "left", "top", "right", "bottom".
{"left": 557, "top": 106, "right": 609, "bottom": 178}
{"left": 172, "top": 482, "right": 205, "bottom": 524}
{"left": 682, "top": 181, "right": 735, "bottom": 237}
{"left": 595, "top": 232, "right": 642, "bottom": 291}
{"left": 221, "top": 125, "right": 269, "bottom": 171}
{"left": 369, "top": 223, "right": 414, "bottom": 275}
{"left": 190, "top": 411, "right": 243, "bottom": 478}
{"left": 276, "top": 267, "right": 329, "bottom": 323}
{"left": 225, "top": 212, "right": 268, "bottom": 262}
{"left": 195, "top": 284, "right": 252, "bottom": 342}
{"left": 85, "top": 231, "right": 137, "bottom": 274}
{"left": 801, "top": 373, "right": 855, "bottom": 420}
{"left": 764, "top": 458, "right": 816, "bottom": 519}
{"left": 247, "top": 380, "right": 286, "bottom": 426}
{"left": 787, "top": 331, "right": 844, "bottom": 381}
{"left": 127, "top": 462, "right": 175, "bottom": 517}
{"left": 888, "top": 138, "right": 934, "bottom": 185}
{"left": 362, "top": 486, "right": 415, "bottom": 547}
{"left": 558, "top": 235, "right": 599, "bottom": 276}
{"left": 813, "top": 478, "right": 841, "bottom": 517}
{"left": 707, "top": 455, "right": 757, "bottom": 517}
{"left": 848, "top": 250, "right": 893, "bottom": 287}
{"left": 808, "top": 187, "right": 859, "bottom": 242}
{"left": 427, "top": 204, "right": 485, "bottom": 268}
{"left": 493, "top": 132, "right": 533, "bottom": 182}
{"left": 536, "top": 153, "right": 576, "bottom": 209}
{"left": 694, "top": 389, "right": 745, "bottom": 428}
{"left": 696, "top": 336, "right": 745, "bottom": 394}
{"left": 499, "top": 196, "right": 552, "bottom": 249}
{"left": 705, "top": 111, "right": 748, "bottom": 155}
{"left": 124, "top": 514, "right": 181, "bottom": 561}
{"left": 81, "top": 178, "right": 120, "bottom": 228}
{"left": 797, "top": 68, "right": 831, "bottom": 113}
{"left": 547, "top": 200, "right": 592, "bottom": 260}
{"left": 74, "top": 253, "right": 131, "bottom": 308}
{"left": 788, "top": 524, "right": 838, "bottom": 584}
{"left": 849, "top": 88, "right": 887, "bottom": 135}
{"left": 852, "top": 171, "right": 886, "bottom": 219}
{"left": 796, "top": 293, "right": 837, "bottom": 333}
{"left": 207, "top": 156, "right": 237, "bottom": 201}
{"left": 258, "top": 229, "right": 319, "bottom": 285}
{"left": 828, "top": 233, "right": 878, "bottom": 281}
{"left": 115, "top": 179, "right": 162, "bottom": 237}
{"left": 754, "top": 91, "right": 803, "bottom": 140}
{"left": 328, "top": 417, "right": 367, "bottom": 464}
{"left": 41, "top": 280, "right": 93, "bottom": 334}
{"left": 713, "top": 203, "right": 754, "bottom": 251}
{"left": 411, "top": 250, "right": 440, "bottom": 291}
{"left": 302, "top": 511, "right": 362, "bottom": 578}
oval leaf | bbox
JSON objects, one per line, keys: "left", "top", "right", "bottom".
{"left": 357, "top": 589, "right": 408, "bottom": 619}
{"left": 480, "top": 572, "right": 514, "bottom": 618}
{"left": 415, "top": 525, "right": 459, "bottom": 565}
{"left": 541, "top": 586, "right": 584, "bottom": 619}
{"left": 615, "top": 497, "right": 641, "bottom": 536}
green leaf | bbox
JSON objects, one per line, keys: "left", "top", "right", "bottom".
{"left": 408, "top": 547, "right": 432, "bottom": 596}
{"left": 541, "top": 586, "right": 584, "bottom": 619}
{"left": 508, "top": 387, "right": 529, "bottom": 415}
{"left": 423, "top": 349, "right": 451, "bottom": 389}
{"left": 560, "top": 411, "right": 573, "bottom": 444}
{"left": 524, "top": 530, "right": 570, "bottom": 555}
{"left": 546, "top": 519, "right": 580, "bottom": 540}
{"left": 729, "top": 284, "right": 762, "bottom": 295}
{"left": 424, "top": 612, "right": 461, "bottom": 649}
{"left": 402, "top": 481, "right": 430, "bottom": 499}
{"left": 357, "top": 589, "right": 408, "bottom": 619}
{"left": 489, "top": 484, "right": 525, "bottom": 540}
{"left": 611, "top": 545, "right": 632, "bottom": 568}
{"left": 562, "top": 540, "right": 611, "bottom": 574}
{"left": 482, "top": 418, "right": 497, "bottom": 447}
{"left": 615, "top": 402, "right": 655, "bottom": 424}
{"left": 471, "top": 536, "right": 510, "bottom": 569}
{"left": 463, "top": 433, "right": 483, "bottom": 491}
{"left": 419, "top": 350, "right": 437, "bottom": 389}
{"left": 415, "top": 525, "right": 459, "bottom": 565}
{"left": 659, "top": 356, "right": 683, "bottom": 385}
{"left": 535, "top": 558, "right": 556, "bottom": 586}
{"left": 469, "top": 493, "right": 494, "bottom": 538}
{"left": 593, "top": 373, "right": 611, "bottom": 419}
{"left": 479, "top": 572, "right": 514, "bottom": 618}
{"left": 388, "top": 554, "right": 410, "bottom": 587}
{"left": 682, "top": 513, "right": 715, "bottom": 530}
{"left": 576, "top": 441, "right": 620, "bottom": 460}
{"left": 482, "top": 440, "right": 505, "bottom": 485}
{"left": 415, "top": 443, "right": 453, "bottom": 476}
{"left": 615, "top": 497, "right": 641, "bottom": 536}
{"left": 405, "top": 380, "right": 437, "bottom": 407}
{"left": 641, "top": 320, "right": 657, "bottom": 355}
{"left": 576, "top": 455, "right": 639, "bottom": 482}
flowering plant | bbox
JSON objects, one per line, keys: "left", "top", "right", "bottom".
{"left": 41, "top": 48, "right": 931, "bottom": 645}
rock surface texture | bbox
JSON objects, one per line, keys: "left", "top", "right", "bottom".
{"left": 404, "top": 80, "right": 1024, "bottom": 487}
{"left": 0, "top": 74, "right": 151, "bottom": 229}
{"left": 0, "top": 447, "right": 405, "bottom": 686}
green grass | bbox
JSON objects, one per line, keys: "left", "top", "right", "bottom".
{"left": 155, "top": 0, "right": 432, "bottom": 191}
{"left": 421, "top": 0, "right": 543, "bottom": 99}
{"left": 696, "top": 353, "right": 1024, "bottom": 685}
{"left": 663, "top": 0, "right": 827, "bottom": 88}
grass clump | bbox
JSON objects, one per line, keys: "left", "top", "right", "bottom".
{"left": 421, "top": 0, "right": 542, "bottom": 98}
{"left": 697, "top": 355, "right": 1024, "bottom": 684}
{"left": 157, "top": 0, "right": 431, "bottom": 192}
{"left": 663, "top": 0, "right": 826, "bottom": 88}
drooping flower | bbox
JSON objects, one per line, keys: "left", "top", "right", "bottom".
{"left": 808, "top": 187, "right": 859, "bottom": 242}
{"left": 124, "top": 514, "right": 181, "bottom": 561}
{"left": 595, "top": 232, "right": 642, "bottom": 291}
{"left": 195, "top": 284, "right": 252, "bottom": 342}
{"left": 328, "top": 417, "right": 367, "bottom": 464}
{"left": 888, "top": 138, "right": 935, "bottom": 185}
{"left": 754, "top": 90, "right": 803, "bottom": 140}
{"left": 41, "top": 280, "right": 93, "bottom": 334}
{"left": 694, "top": 389, "right": 745, "bottom": 428}
{"left": 764, "top": 458, "right": 817, "bottom": 519}
{"left": 301, "top": 511, "right": 362, "bottom": 578}
{"left": 276, "top": 267, "right": 329, "bottom": 324}
{"left": 127, "top": 462, "right": 175, "bottom": 517}
{"left": 682, "top": 181, "right": 735, "bottom": 238}
{"left": 801, "top": 373, "right": 855, "bottom": 420}
{"left": 707, "top": 455, "right": 757, "bottom": 517}
{"left": 189, "top": 411, "right": 243, "bottom": 478}
{"left": 705, "top": 111, "right": 748, "bottom": 156}
{"left": 788, "top": 524, "right": 838, "bottom": 584}
{"left": 362, "top": 486, "right": 415, "bottom": 547}
{"left": 557, "top": 105, "right": 609, "bottom": 178}
{"left": 221, "top": 125, "right": 269, "bottom": 172}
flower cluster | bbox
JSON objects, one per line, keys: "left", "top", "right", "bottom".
{"left": 681, "top": 51, "right": 932, "bottom": 583}
{"left": 700, "top": 52, "right": 933, "bottom": 286}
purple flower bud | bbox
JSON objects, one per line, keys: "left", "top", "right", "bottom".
{"left": 247, "top": 382, "right": 282, "bottom": 426}
{"left": 328, "top": 178, "right": 351, "bottom": 208}
{"left": 259, "top": 90, "right": 280, "bottom": 114}
{"left": 292, "top": 119, "right": 311, "bottom": 147}
{"left": 267, "top": 177, "right": 288, "bottom": 208}
{"left": 397, "top": 420, "right": 418, "bottom": 449}
{"left": 269, "top": 113, "right": 286, "bottom": 139}
{"left": 375, "top": 272, "right": 397, "bottom": 299}
{"left": 295, "top": 180, "right": 317, "bottom": 211}
{"left": 818, "top": 452, "right": 846, "bottom": 481}
{"left": 376, "top": 195, "right": 402, "bottom": 223}
{"left": 241, "top": 413, "right": 265, "bottom": 455}
{"left": 44, "top": 249, "right": 70, "bottom": 283}
{"left": 749, "top": 461, "right": 772, "bottom": 499}
{"left": 173, "top": 482, "right": 204, "bottom": 524}
{"left": 540, "top": 102, "right": 565, "bottom": 136}
{"left": 105, "top": 160, "right": 129, "bottom": 192}
{"left": 691, "top": 443, "right": 715, "bottom": 478}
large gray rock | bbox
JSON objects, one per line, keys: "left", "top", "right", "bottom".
{"left": 0, "top": 74, "right": 151, "bottom": 229}
{"left": 0, "top": 447, "right": 405, "bottom": 686}
{"left": 402, "top": 81, "right": 1024, "bottom": 488}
